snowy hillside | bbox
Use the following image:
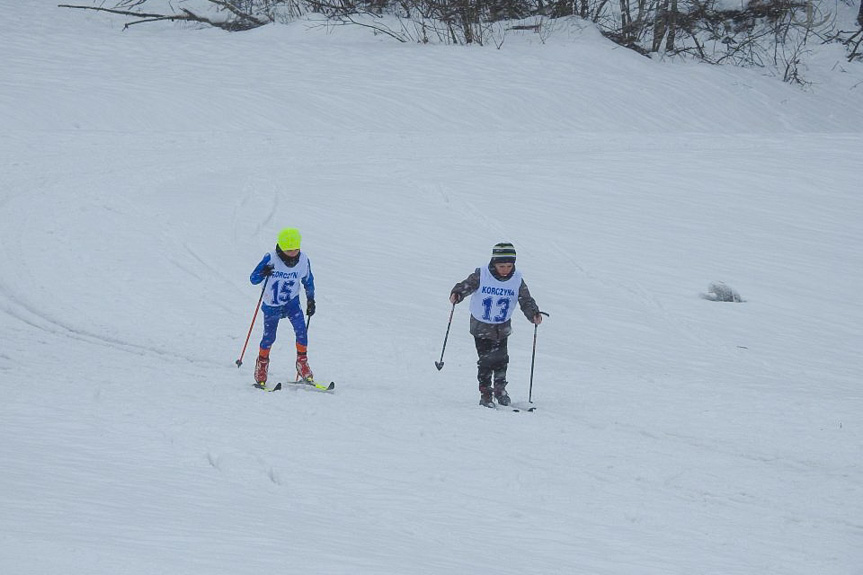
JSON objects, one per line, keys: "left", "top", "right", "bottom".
{"left": 1, "top": 2, "right": 861, "bottom": 574}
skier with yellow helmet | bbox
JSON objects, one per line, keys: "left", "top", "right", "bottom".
{"left": 249, "top": 227, "right": 316, "bottom": 386}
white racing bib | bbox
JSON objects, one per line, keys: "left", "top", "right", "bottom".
{"left": 469, "top": 266, "right": 522, "bottom": 324}
{"left": 263, "top": 251, "right": 310, "bottom": 307}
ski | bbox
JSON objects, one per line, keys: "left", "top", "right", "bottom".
{"left": 480, "top": 402, "right": 536, "bottom": 412}
{"left": 283, "top": 379, "right": 335, "bottom": 392}
{"left": 509, "top": 401, "right": 537, "bottom": 412}
{"left": 253, "top": 382, "right": 282, "bottom": 392}
{"left": 511, "top": 406, "right": 537, "bottom": 413}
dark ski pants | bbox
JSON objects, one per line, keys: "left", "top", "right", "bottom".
{"left": 474, "top": 336, "right": 508, "bottom": 394}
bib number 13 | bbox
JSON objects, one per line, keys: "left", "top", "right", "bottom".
{"left": 481, "top": 296, "right": 511, "bottom": 323}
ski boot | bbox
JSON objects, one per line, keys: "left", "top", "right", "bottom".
{"left": 494, "top": 380, "right": 510, "bottom": 406}
{"left": 296, "top": 353, "right": 314, "bottom": 381}
{"left": 254, "top": 353, "right": 270, "bottom": 385}
{"left": 479, "top": 385, "right": 495, "bottom": 408}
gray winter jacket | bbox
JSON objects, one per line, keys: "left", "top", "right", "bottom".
{"left": 451, "top": 265, "right": 540, "bottom": 341}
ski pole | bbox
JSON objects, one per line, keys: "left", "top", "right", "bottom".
{"left": 435, "top": 302, "right": 456, "bottom": 371}
{"left": 528, "top": 311, "right": 550, "bottom": 403}
{"left": 236, "top": 276, "right": 269, "bottom": 368}
{"left": 296, "top": 307, "right": 313, "bottom": 382}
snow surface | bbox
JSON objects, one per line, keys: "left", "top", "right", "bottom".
{"left": 1, "top": 3, "right": 862, "bottom": 574}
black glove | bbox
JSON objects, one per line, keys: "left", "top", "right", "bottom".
{"left": 261, "top": 264, "right": 274, "bottom": 277}
{"left": 306, "top": 298, "right": 316, "bottom": 317}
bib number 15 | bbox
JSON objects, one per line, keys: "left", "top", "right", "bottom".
{"left": 270, "top": 279, "right": 295, "bottom": 304}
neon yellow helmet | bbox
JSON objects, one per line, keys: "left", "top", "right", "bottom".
{"left": 277, "top": 228, "right": 301, "bottom": 251}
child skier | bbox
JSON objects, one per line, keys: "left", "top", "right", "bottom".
{"left": 250, "top": 228, "right": 316, "bottom": 386}
{"left": 449, "top": 242, "right": 542, "bottom": 408}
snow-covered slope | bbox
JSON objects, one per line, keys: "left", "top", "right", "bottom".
{"left": 1, "top": 3, "right": 861, "bottom": 574}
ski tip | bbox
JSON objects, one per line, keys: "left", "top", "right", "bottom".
{"left": 253, "top": 382, "right": 281, "bottom": 392}
{"left": 282, "top": 379, "right": 335, "bottom": 392}
{"left": 511, "top": 405, "right": 537, "bottom": 412}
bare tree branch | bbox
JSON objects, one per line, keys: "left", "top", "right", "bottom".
{"left": 207, "top": 0, "right": 271, "bottom": 26}
{"left": 59, "top": 2, "right": 271, "bottom": 31}
{"left": 59, "top": 4, "right": 174, "bottom": 20}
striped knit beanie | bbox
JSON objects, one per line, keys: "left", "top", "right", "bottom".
{"left": 490, "top": 242, "right": 516, "bottom": 264}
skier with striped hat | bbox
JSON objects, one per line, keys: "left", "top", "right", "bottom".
{"left": 249, "top": 228, "right": 316, "bottom": 386}
{"left": 449, "top": 242, "right": 543, "bottom": 408}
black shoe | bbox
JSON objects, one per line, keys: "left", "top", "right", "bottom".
{"left": 479, "top": 393, "right": 495, "bottom": 408}
{"left": 494, "top": 379, "right": 510, "bottom": 406}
